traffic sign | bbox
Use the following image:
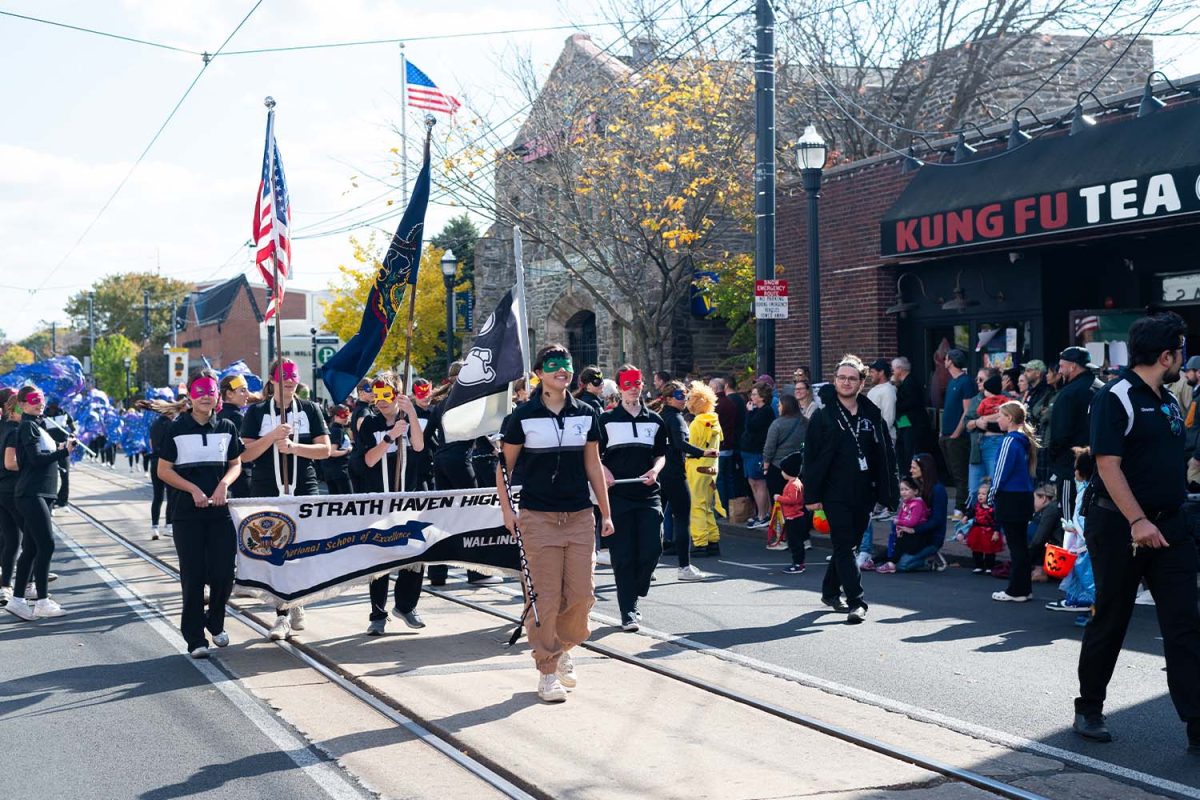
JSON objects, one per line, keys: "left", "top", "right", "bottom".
{"left": 754, "top": 279, "right": 789, "bottom": 319}
{"left": 316, "top": 344, "right": 337, "bottom": 365}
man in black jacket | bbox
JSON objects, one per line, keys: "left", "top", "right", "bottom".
{"left": 1048, "top": 347, "right": 1100, "bottom": 497}
{"left": 891, "top": 356, "right": 931, "bottom": 480}
{"left": 804, "top": 356, "right": 899, "bottom": 624}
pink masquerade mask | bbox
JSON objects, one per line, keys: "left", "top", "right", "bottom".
{"left": 189, "top": 378, "right": 219, "bottom": 399}
{"left": 274, "top": 362, "right": 300, "bottom": 383}
{"left": 24, "top": 391, "right": 43, "bottom": 406}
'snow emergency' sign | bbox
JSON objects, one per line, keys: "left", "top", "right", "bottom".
{"left": 754, "top": 279, "right": 789, "bottom": 319}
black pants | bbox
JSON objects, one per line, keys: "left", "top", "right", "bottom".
{"left": 325, "top": 475, "right": 352, "bottom": 496}
{"left": 659, "top": 475, "right": 691, "bottom": 569}
{"left": 939, "top": 435, "right": 971, "bottom": 512}
{"left": 150, "top": 459, "right": 177, "bottom": 526}
{"left": 786, "top": 515, "right": 810, "bottom": 566}
{"left": 55, "top": 463, "right": 69, "bottom": 507}
{"left": 895, "top": 427, "right": 915, "bottom": 480}
{"left": 0, "top": 492, "right": 22, "bottom": 587}
{"left": 821, "top": 501, "right": 870, "bottom": 610}
{"left": 609, "top": 506, "right": 663, "bottom": 618}
{"left": 972, "top": 551, "right": 998, "bottom": 570}
{"left": 995, "top": 490, "right": 1034, "bottom": 598}
{"left": 369, "top": 569, "right": 423, "bottom": 621}
{"left": 428, "top": 453, "right": 486, "bottom": 585}
{"left": 765, "top": 464, "right": 786, "bottom": 502}
{"left": 1076, "top": 506, "right": 1200, "bottom": 722}
{"left": 173, "top": 513, "right": 235, "bottom": 650}
{"left": 13, "top": 495, "right": 54, "bottom": 600}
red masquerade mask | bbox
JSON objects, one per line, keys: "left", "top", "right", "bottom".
{"left": 617, "top": 369, "right": 643, "bottom": 391}
{"left": 24, "top": 391, "right": 43, "bottom": 406}
{"left": 413, "top": 382, "right": 431, "bottom": 400}
{"left": 189, "top": 378, "right": 219, "bottom": 399}
{"left": 274, "top": 362, "right": 299, "bottom": 383}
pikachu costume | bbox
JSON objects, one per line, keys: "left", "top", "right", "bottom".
{"left": 685, "top": 382, "right": 724, "bottom": 548}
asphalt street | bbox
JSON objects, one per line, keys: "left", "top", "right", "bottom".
{"left": 588, "top": 531, "right": 1198, "bottom": 788}
{"left": 0, "top": 525, "right": 370, "bottom": 800}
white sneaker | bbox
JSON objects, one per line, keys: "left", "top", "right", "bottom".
{"left": 288, "top": 605, "right": 307, "bottom": 631}
{"left": 212, "top": 631, "right": 230, "bottom": 648}
{"left": 164, "top": 524, "right": 174, "bottom": 537}
{"left": 4, "top": 596, "right": 36, "bottom": 621}
{"left": 268, "top": 616, "right": 292, "bottom": 641}
{"left": 33, "top": 598, "right": 66, "bottom": 618}
{"left": 537, "top": 673, "right": 567, "bottom": 702}
{"left": 556, "top": 651, "right": 577, "bottom": 688}
{"left": 0, "top": 585, "right": 11, "bottom": 606}
{"left": 151, "top": 526, "right": 160, "bottom": 541}
{"left": 677, "top": 565, "right": 708, "bottom": 581}
{"left": 595, "top": 550, "right": 612, "bottom": 566}
{"left": 189, "top": 646, "right": 209, "bottom": 659}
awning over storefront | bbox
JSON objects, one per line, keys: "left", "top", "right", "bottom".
{"left": 880, "top": 103, "right": 1200, "bottom": 257}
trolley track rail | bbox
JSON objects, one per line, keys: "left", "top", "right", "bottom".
{"left": 60, "top": 487, "right": 540, "bottom": 800}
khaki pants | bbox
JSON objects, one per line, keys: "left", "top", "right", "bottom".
{"left": 519, "top": 509, "right": 596, "bottom": 674}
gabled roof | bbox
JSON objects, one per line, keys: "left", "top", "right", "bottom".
{"left": 187, "top": 274, "right": 262, "bottom": 327}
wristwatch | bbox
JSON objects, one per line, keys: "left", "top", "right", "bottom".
{"left": 383, "top": 434, "right": 394, "bottom": 444}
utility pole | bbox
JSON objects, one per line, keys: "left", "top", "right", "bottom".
{"left": 50, "top": 322, "right": 57, "bottom": 355}
{"left": 754, "top": 0, "right": 776, "bottom": 380}
{"left": 171, "top": 297, "right": 178, "bottom": 347}
{"left": 143, "top": 289, "right": 151, "bottom": 341}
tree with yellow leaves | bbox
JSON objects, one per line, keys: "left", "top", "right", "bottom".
{"left": 438, "top": 51, "right": 754, "bottom": 368}
{"left": 322, "top": 237, "right": 465, "bottom": 380}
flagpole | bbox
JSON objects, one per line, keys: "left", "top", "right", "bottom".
{"left": 395, "top": 115, "right": 436, "bottom": 492}
{"left": 265, "top": 96, "right": 290, "bottom": 494}
{"left": 399, "top": 43, "right": 409, "bottom": 207}
{"left": 512, "top": 226, "right": 531, "bottom": 382}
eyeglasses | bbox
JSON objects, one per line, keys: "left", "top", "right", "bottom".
{"left": 834, "top": 374, "right": 861, "bottom": 383}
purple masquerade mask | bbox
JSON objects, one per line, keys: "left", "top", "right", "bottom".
{"left": 274, "top": 362, "right": 299, "bottom": 383}
{"left": 189, "top": 378, "right": 219, "bottom": 399}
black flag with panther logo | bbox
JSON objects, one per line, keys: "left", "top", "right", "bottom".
{"left": 440, "top": 287, "right": 526, "bottom": 442}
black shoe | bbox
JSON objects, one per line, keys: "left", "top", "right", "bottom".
{"left": 1073, "top": 712, "right": 1112, "bottom": 743}
{"left": 706, "top": 542, "right": 721, "bottom": 557}
{"left": 822, "top": 596, "right": 850, "bottom": 613}
{"left": 691, "top": 545, "right": 709, "bottom": 557}
{"left": 1188, "top": 719, "right": 1200, "bottom": 754}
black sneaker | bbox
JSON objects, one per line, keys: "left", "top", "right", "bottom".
{"left": 821, "top": 596, "right": 850, "bottom": 613}
{"left": 621, "top": 612, "right": 639, "bottom": 632}
{"left": 706, "top": 542, "right": 721, "bottom": 557}
{"left": 691, "top": 544, "right": 709, "bottom": 557}
{"left": 782, "top": 564, "right": 806, "bottom": 575}
{"left": 1073, "top": 712, "right": 1113, "bottom": 743}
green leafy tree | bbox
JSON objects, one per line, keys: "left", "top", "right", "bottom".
{"left": 64, "top": 273, "right": 191, "bottom": 346}
{"left": 694, "top": 254, "right": 781, "bottom": 360}
{"left": 430, "top": 214, "right": 481, "bottom": 285}
{"left": 0, "top": 344, "right": 35, "bottom": 376}
{"left": 19, "top": 329, "right": 55, "bottom": 359}
{"left": 92, "top": 334, "right": 140, "bottom": 400}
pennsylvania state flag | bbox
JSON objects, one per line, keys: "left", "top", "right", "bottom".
{"left": 322, "top": 140, "right": 431, "bottom": 403}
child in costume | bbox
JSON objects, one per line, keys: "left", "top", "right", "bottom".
{"left": 685, "top": 381, "right": 724, "bottom": 556}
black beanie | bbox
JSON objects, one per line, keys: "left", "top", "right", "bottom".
{"left": 983, "top": 375, "right": 1002, "bottom": 395}
{"left": 780, "top": 451, "right": 804, "bottom": 478}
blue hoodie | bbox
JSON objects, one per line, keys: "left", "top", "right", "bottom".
{"left": 988, "top": 431, "right": 1034, "bottom": 505}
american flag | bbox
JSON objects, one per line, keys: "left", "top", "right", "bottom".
{"left": 1075, "top": 314, "right": 1100, "bottom": 338}
{"left": 252, "top": 111, "right": 291, "bottom": 320}
{"left": 406, "top": 61, "right": 460, "bottom": 114}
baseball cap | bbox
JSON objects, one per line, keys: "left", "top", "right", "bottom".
{"left": 1185, "top": 355, "right": 1200, "bottom": 371}
{"left": 1059, "top": 346, "right": 1096, "bottom": 369}
{"left": 869, "top": 358, "right": 891, "bottom": 375}
{"left": 1024, "top": 359, "right": 1046, "bottom": 372}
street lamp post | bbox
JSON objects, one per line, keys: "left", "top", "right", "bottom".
{"left": 123, "top": 357, "right": 132, "bottom": 401}
{"left": 796, "top": 124, "right": 828, "bottom": 380}
{"left": 440, "top": 250, "right": 458, "bottom": 377}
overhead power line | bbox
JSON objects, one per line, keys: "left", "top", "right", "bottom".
{"left": 31, "top": 0, "right": 266, "bottom": 295}
{"left": 0, "top": 9, "right": 202, "bottom": 55}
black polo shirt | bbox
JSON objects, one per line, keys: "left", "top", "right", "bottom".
{"left": 157, "top": 412, "right": 244, "bottom": 520}
{"left": 503, "top": 390, "right": 600, "bottom": 513}
{"left": 1089, "top": 367, "right": 1186, "bottom": 514}
{"left": 599, "top": 403, "right": 668, "bottom": 513}
{"left": 15, "top": 416, "right": 66, "bottom": 498}
{"left": 242, "top": 398, "right": 329, "bottom": 497}
{"left": 352, "top": 410, "right": 421, "bottom": 493}
{"left": 0, "top": 419, "right": 18, "bottom": 496}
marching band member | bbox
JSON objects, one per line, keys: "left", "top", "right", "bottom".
{"left": 241, "top": 358, "right": 331, "bottom": 640}
{"left": 155, "top": 370, "right": 244, "bottom": 658}
{"left": 354, "top": 374, "right": 426, "bottom": 635}
{"left": 218, "top": 374, "right": 254, "bottom": 498}
{"left": 657, "top": 381, "right": 714, "bottom": 581}
{"left": 0, "top": 390, "right": 23, "bottom": 607}
{"left": 146, "top": 405, "right": 179, "bottom": 540}
{"left": 323, "top": 404, "right": 354, "bottom": 496}
{"left": 4, "top": 385, "right": 75, "bottom": 620}
{"left": 498, "top": 344, "right": 613, "bottom": 703}
{"left": 599, "top": 366, "right": 668, "bottom": 631}
{"left": 685, "top": 381, "right": 725, "bottom": 557}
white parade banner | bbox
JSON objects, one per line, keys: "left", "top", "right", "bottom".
{"left": 229, "top": 488, "right": 521, "bottom": 607}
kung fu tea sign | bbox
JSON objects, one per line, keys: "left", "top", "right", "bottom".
{"left": 881, "top": 169, "right": 1200, "bottom": 256}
